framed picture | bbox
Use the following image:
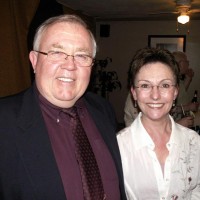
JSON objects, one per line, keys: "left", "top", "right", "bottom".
{"left": 148, "top": 35, "right": 186, "bottom": 52}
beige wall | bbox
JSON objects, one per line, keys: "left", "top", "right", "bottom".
{"left": 95, "top": 20, "right": 200, "bottom": 123}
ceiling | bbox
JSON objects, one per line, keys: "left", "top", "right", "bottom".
{"left": 57, "top": 0, "right": 200, "bottom": 21}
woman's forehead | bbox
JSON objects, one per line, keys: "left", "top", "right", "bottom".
{"left": 136, "top": 62, "right": 175, "bottom": 79}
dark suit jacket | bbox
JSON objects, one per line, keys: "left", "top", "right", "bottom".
{"left": 0, "top": 86, "right": 127, "bottom": 200}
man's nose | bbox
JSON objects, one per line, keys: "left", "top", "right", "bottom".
{"left": 61, "top": 56, "right": 76, "bottom": 70}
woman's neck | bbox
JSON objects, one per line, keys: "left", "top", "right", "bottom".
{"left": 141, "top": 115, "right": 172, "bottom": 140}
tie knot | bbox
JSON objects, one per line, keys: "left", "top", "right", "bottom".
{"left": 62, "top": 107, "right": 78, "bottom": 118}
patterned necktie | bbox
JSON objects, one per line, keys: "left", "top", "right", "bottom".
{"left": 64, "top": 107, "right": 105, "bottom": 200}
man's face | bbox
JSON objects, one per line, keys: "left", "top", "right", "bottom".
{"left": 29, "top": 22, "right": 94, "bottom": 108}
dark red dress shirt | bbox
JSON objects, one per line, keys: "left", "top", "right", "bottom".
{"left": 38, "top": 94, "right": 120, "bottom": 200}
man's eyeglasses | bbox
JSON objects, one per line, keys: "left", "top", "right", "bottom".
{"left": 35, "top": 50, "right": 94, "bottom": 67}
{"left": 135, "top": 83, "right": 176, "bottom": 94}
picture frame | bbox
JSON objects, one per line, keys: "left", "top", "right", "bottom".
{"left": 148, "top": 35, "right": 186, "bottom": 52}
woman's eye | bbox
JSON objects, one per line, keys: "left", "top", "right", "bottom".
{"left": 162, "top": 84, "right": 170, "bottom": 88}
{"left": 141, "top": 84, "right": 150, "bottom": 88}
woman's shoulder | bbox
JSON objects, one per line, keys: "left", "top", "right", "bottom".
{"left": 117, "top": 126, "right": 133, "bottom": 146}
{"left": 117, "top": 126, "right": 131, "bottom": 138}
{"left": 175, "top": 122, "right": 200, "bottom": 145}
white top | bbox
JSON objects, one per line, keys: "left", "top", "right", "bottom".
{"left": 117, "top": 112, "right": 200, "bottom": 200}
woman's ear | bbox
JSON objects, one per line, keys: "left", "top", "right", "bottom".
{"left": 174, "top": 85, "right": 179, "bottom": 100}
{"left": 131, "top": 86, "right": 137, "bottom": 101}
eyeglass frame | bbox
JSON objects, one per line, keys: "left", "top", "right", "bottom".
{"left": 134, "top": 83, "right": 177, "bottom": 93}
{"left": 34, "top": 50, "right": 95, "bottom": 67}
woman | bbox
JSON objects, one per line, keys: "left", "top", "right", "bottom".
{"left": 117, "top": 47, "right": 200, "bottom": 200}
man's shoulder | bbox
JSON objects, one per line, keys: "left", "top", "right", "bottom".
{"left": 84, "top": 92, "right": 113, "bottom": 111}
{"left": 0, "top": 87, "right": 33, "bottom": 113}
{"left": 0, "top": 91, "right": 24, "bottom": 106}
{"left": 84, "top": 91, "right": 117, "bottom": 123}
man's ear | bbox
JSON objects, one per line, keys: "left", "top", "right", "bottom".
{"left": 29, "top": 51, "right": 38, "bottom": 73}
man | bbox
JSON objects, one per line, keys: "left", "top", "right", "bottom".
{"left": 172, "top": 51, "right": 199, "bottom": 127}
{"left": 0, "top": 15, "right": 126, "bottom": 200}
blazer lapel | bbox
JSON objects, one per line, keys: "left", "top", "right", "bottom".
{"left": 15, "top": 87, "right": 66, "bottom": 200}
{"left": 84, "top": 93, "right": 126, "bottom": 198}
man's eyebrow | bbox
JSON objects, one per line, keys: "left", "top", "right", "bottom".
{"left": 51, "top": 44, "right": 64, "bottom": 49}
{"left": 50, "top": 45, "right": 91, "bottom": 55}
{"left": 75, "top": 48, "right": 91, "bottom": 54}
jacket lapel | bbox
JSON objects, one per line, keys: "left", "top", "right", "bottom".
{"left": 84, "top": 93, "right": 126, "bottom": 199}
{"left": 15, "top": 87, "right": 66, "bottom": 200}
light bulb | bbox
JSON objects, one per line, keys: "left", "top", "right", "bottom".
{"left": 177, "top": 15, "right": 190, "bottom": 24}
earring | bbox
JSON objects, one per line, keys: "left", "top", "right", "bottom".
{"left": 134, "top": 100, "right": 137, "bottom": 108}
{"left": 172, "top": 100, "right": 176, "bottom": 108}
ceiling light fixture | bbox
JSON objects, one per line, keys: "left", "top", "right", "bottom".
{"left": 177, "top": 14, "right": 190, "bottom": 24}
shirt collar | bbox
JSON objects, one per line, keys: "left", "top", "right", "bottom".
{"left": 132, "top": 113, "right": 183, "bottom": 151}
{"left": 34, "top": 85, "right": 85, "bottom": 120}
{"left": 168, "top": 115, "right": 184, "bottom": 148}
{"left": 131, "top": 112, "right": 155, "bottom": 151}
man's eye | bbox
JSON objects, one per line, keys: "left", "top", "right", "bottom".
{"left": 76, "top": 54, "right": 87, "bottom": 58}
{"left": 75, "top": 54, "right": 88, "bottom": 60}
{"left": 51, "top": 51, "right": 63, "bottom": 55}
{"left": 49, "top": 51, "right": 66, "bottom": 59}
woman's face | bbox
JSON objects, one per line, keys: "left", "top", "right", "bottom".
{"left": 131, "top": 62, "right": 178, "bottom": 122}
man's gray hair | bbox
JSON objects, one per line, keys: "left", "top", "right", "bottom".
{"left": 33, "top": 14, "right": 97, "bottom": 57}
